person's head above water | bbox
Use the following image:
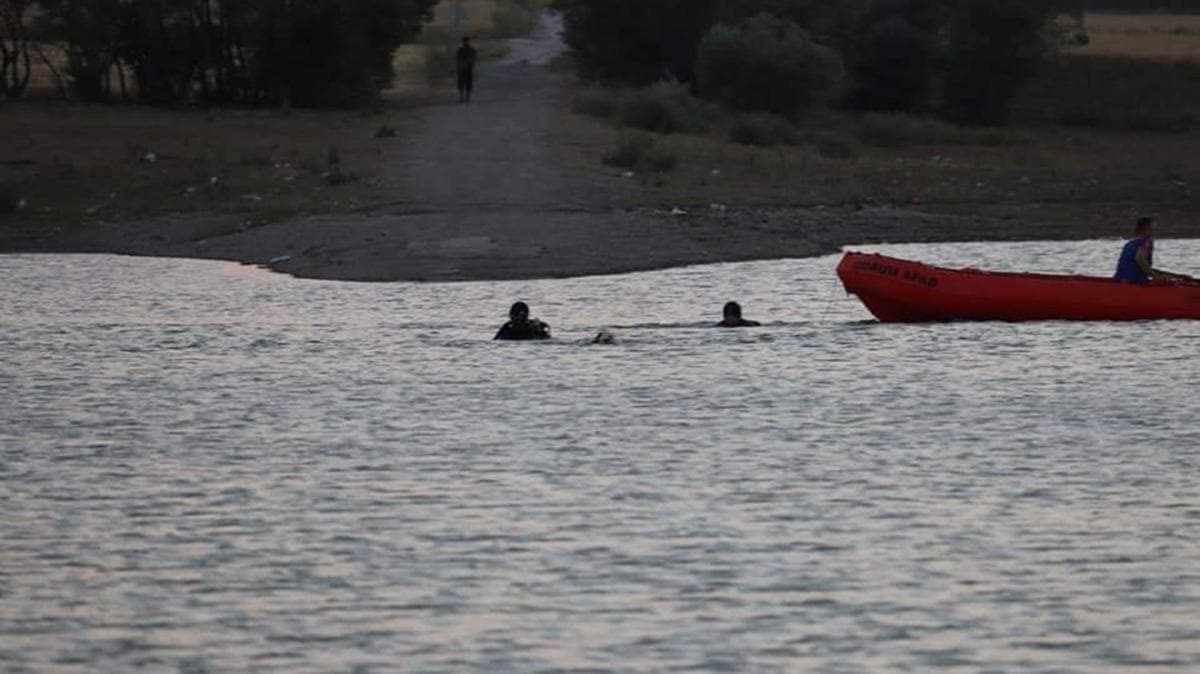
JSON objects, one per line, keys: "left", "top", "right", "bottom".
{"left": 495, "top": 301, "right": 550, "bottom": 340}
{"left": 717, "top": 300, "right": 761, "bottom": 327}
{"left": 1136, "top": 216, "right": 1157, "bottom": 238}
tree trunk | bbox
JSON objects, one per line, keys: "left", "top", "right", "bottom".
{"left": 116, "top": 55, "right": 127, "bottom": 100}
{"left": 34, "top": 43, "right": 68, "bottom": 99}
{"left": 1, "top": 44, "right": 12, "bottom": 99}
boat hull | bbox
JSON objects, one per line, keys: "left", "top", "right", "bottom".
{"left": 837, "top": 251, "right": 1200, "bottom": 322}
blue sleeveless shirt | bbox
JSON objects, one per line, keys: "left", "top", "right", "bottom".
{"left": 1114, "top": 236, "right": 1153, "bottom": 284}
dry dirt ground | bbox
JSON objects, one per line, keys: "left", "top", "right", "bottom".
{"left": 1064, "top": 13, "right": 1200, "bottom": 61}
{"left": 3, "top": 11, "right": 1199, "bottom": 281}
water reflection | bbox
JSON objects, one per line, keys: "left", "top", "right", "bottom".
{"left": 2, "top": 241, "right": 1199, "bottom": 673}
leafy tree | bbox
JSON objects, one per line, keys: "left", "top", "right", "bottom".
{"left": 941, "top": 0, "right": 1053, "bottom": 124}
{"left": 556, "top": 0, "right": 857, "bottom": 86}
{"left": 845, "top": 0, "right": 940, "bottom": 112}
{"left": 261, "top": 0, "right": 435, "bottom": 107}
{"left": 696, "top": 13, "right": 844, "bottom": 117}
{"left": 36, "top": 0, "right": 123, "bottom": 101}
{"left": 27, "top": 0, "right": 436, "bottom": 106}
{"left": 556, "top": 0, "right": 721, "bottom": 84}
{"left": 0, "top": 0, "right": 33, "bottom": 99}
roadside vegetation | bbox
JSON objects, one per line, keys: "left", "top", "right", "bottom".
{"left": 558, "top": 0, "right": 1200, "bottom": 222}
{"left": 0, "top": 0, "right": 440, "bottom": 106}
{"left": 0, "top": 0, "right": 541, "bottom": 229}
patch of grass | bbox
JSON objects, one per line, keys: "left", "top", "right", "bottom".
{"left": 572, "top": 88, "right": 618, "bottom": 118}
{"left": 814, "top": 131, "right": 861, "bottom": 160}
{"left": 643, "top": 150, "right": 678, "bottom": 173}
{"left": 728, "top": 113, "right": 801, "bottom": 147}
{"left": 602, "top": 134, "right": 650, "bottom": 169}
{"left": 0, "top": 101, "right": 419, "bottom": 224}
{"left": 239, "top": 154, "right": 274, "bottom": 166}
{"left": 617, "top": 83, "right": 713, "bottom": 134}
{"left": 603, "top": 133, "right": 677, "bottom": 173}
{"left": 423, "top": 45, "right": 456, "bottom": 86}
{"left": 1016, "top": 55, "right": 1200, "bottom": 131}
{"left": 0, "top": 182, "right": 20, "bottom": 215}
{"left": 854, "top": 113, "right": 1030, "bottom": 148}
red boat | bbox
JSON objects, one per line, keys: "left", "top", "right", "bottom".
{"left": 837, "top": 251, "right": 1200, "bottom": 322}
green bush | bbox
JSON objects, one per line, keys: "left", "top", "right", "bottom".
{"left": 556, "top": 0, "right": 858, "bottom": 87}
{"left": 424, "top": 45, "right": 456, "bottom": 86}
{"left": 572, "top": 88, "right": 618, "bottom": 118}
{"left": 941, "top": 0, "right": 1051, "bottom": 125}
{"left": 258, "top": 0, "right": 440, "bottom": 107}
{"left": 847, "top": 14, "right": 933, "bottom": 112}
{"left": 557, "top": 0, "right": 718, "bottom": 84}
{"left": 617, "top": 82, "right": 711, "bottom": 134}
{"left": 728, "top": 113, "right": 800, "bottom": 147}
{"left": 815, "top": 131, "right": 861, "bottom": 160}
{"left": 643, "top": 150, "right": 678, "bottom": 173}
{"left": 603, "top": 134, "right": 677, "bottom": 173}
{"left": 603, "top": 134, "right": 651, "bottom": 169}
{"left": 696, "top": 13, "right": 844, "bottom": 118}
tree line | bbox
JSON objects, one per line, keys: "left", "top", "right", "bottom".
{"left": 555, "top": 0, "right": 1081, "bottom": 125}
{"left": 0, "top": 0, "right": 437, "bottom": 106}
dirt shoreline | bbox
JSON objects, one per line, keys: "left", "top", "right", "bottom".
{"left": 7, "top": 203, "right": 1200, "bottom": 282}
{"left": 4, "top": 12, "right": 1198, "bottom": 282}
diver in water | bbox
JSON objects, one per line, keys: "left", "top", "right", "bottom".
{"left": 716, "top": 301, "right": 761, "bottom": 328}
{"left": 494, "top": 301, "right": 551, "bottom": 340}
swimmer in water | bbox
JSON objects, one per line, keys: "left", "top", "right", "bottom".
{"left": 494, "top": 301, "right": 551, "bottom": 340}
{"left": 716, "top": 301, "right": 761, "bottom": 328}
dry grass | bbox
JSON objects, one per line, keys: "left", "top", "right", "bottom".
{"left": 1065, "top": 13, "right": 1200, "bottom": 62}
{"left": 562, "top": 104, "right": 1199, "bottom": 220}
{"left": 0, "top": 103, "right": 420, "bottom": 225}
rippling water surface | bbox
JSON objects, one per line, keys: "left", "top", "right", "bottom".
{"left": 3, "top": 241, "right": 1200, "bottom": 673}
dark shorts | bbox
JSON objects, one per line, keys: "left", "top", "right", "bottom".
{"left": 457, "top": 68, "right": 474, "bottom": 92}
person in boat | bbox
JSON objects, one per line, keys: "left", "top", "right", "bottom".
{"left": 1114, "top": 217, "right": 1190, "bottom": 284}
{"left": 716, "top": 301, "right": 761, "bottom": 328}
{"left": 495, "top": 301, "right": 551, "bottom": 341}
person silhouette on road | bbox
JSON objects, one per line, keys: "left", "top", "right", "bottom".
{"left": 457, "top": 37, "right": 477, "bottom": 103}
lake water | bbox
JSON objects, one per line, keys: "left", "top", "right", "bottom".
{"left": 2, "top": 241, "right": 1199, "bottom": 674}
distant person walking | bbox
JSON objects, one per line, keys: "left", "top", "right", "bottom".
{"left": 457, "top": 37, "right": 477, "bottom": 103}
